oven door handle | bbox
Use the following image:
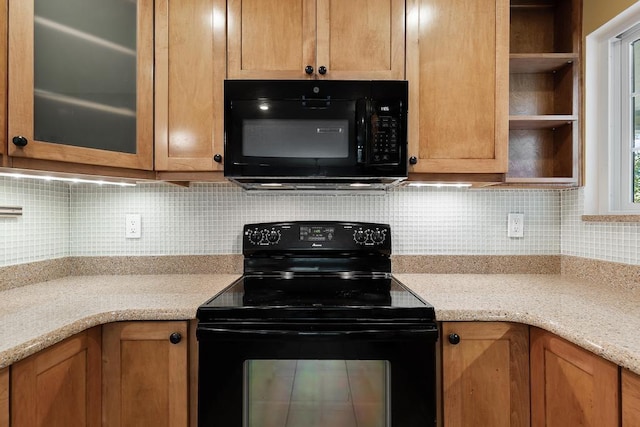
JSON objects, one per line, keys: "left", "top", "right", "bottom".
{"left": 197, "top": 326, "right": 437, "bottom": 339}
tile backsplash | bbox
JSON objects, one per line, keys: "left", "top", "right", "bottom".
{"left": 68, "top": 183, "right": 560, "bottom": 256}
{"left": 1, "top": 176, "right": 638, "bottom": 268}
{"left": 0, "top": 178, "right": 69, "bottom": 267}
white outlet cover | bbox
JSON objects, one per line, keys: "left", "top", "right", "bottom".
{"left": 125, "top": 214, "right": 141, "bottom": 239}
{"left": 507, "top": 213, "right": 524, "bottom": 238}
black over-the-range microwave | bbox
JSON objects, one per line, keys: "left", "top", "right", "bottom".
{"left": 223, "top": 80, "right": 408, "bottom": 190}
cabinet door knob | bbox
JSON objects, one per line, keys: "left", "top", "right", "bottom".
{"left": 304, "top": 65, "right": 314, "bottom": 75}
{"left": 409, "top": 156, "right": 418, "bottom": 165}
{"left": 318, "top": 66, "right": 327, "bottom": 75}
{"left": 169, "top": 332, "right": 182, "bottom": 344}
{"left": 448, "top": 333, "right": 461, "bottom": 345}
{"left": 213, "top": 154, "right": 222, "bottom": 163}
{"left": 12, "top": 136, "right": 28, "bottom": 147}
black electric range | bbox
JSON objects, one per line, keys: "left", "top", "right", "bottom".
{"left": 196, "top": 221, "right": 438, "bottom": 427}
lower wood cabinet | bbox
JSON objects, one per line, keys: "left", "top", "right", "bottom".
{"left": 530, "top": 327, "right": 619, "bottom": 427}
{"left": 0, "top": 368, "right": 8, "bottom": 427}
{"left": 442, "top": 322, "right": 530, "bottom": 427}
{"left": 623, "top": 369, "right": 640, "bottom": 426}
{"left": 10, "top": 327, "right": 102, "bottom": 427}
{"left": 102, "top": 321, "right": 189, "bottom": 427}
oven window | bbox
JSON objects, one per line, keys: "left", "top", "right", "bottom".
{"left": 242, "top": 119, "right": 349, "bottom": 158}
{"left": 244, "top": 359, "right": 389, "bottom": 427}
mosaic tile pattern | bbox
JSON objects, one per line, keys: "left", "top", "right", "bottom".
{"left": 561, "top": 188, "right": 640, "bottom": 265}
{"left": 5, "top": 177, "right": 638, "bottom": 267}
{"left": 0, "top": 177, "right": 69, "bottom": 267}
{"left": 69, "top": 183, "right": 560, "bottom": 256}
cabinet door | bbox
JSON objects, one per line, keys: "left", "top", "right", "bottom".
{"left": 530, "top": 328, "right": 619, "bottom": 427}
{"left": 406, "top": 0, "right": 509, "bottom": 176}
{"left": 623, "top": 369, "right": 640, "bottom": 426}
{"left": 11, "top": 328, "right": 102, "bottom": 427}
{"left": 0, "top": 0, "right": 6, "bottom": 166}
{"left": 103, "top": 321, "right": 188, "bottom": 427}
{"left": 227, "top": 0, "right": 316, "bottom": 79}
{"left": 0, "top": 368, "right": 7, "bottom": 427}
{"left": 315, "top": 0, "right": 405, "bottom": 80}
{"left": 442, "top": 322, "right": 530, "bottom": 427}
{"left": 155, "top": 0, "right": 226, "bottom": 172}
{"left": 8, "top": 0, "right": 153, "bottom": 170}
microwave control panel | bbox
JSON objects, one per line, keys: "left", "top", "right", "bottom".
{"left": 371, "top": 115, "right": 400, "bottom": 164}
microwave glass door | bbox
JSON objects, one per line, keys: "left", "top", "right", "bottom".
{"left": 243, "top": 119, "right": 349, "bottom": 158}
{"left": 228, "top": 100, "right": 357, "bottom": 167}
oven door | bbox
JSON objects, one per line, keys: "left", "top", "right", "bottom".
{"left": 197, "top": 322, "right": 437, "bottom": 427}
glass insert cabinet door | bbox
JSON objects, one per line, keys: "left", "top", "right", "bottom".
{"left": 8, "top": 0, "right": 153, "bottom": 170}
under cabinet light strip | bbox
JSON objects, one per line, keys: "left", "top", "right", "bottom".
{"left": 407, "top": 183, "right": 472, "bottom": 188}
{"left": 0, "top": 206, "right": 23, "bottom": 217}
{"left": 0, "top": 172, "right": 136, "bottom": 187}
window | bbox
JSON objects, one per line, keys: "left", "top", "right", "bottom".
{"left": 585, "top": 2, "right": 640, "bottom": 214}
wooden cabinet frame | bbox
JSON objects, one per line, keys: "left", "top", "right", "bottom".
{"left": 155, "top": 0, "right": 227, "bottom": 172}
{"left": 102, "top": 321, "right": 188, "bottom": 427}
{"left": 530, "top": 328, "right": 619, "bottom": 426}
{"left": 227, "top": 0, "right": 404, "bottom": 80}
{"left": 7, "top": 0, "right": 154, "bottom": 170}
{"left": 10, "top": 328, "right": 102, "bottom": 427}
{"left": 442, "top": 322, "right": 530, "bottom": 426}
{"left": 0, "top": 368, "right": 7, "bottom": 427}
{"left": 406, "top": 0, "right": 509, "bottom": 177}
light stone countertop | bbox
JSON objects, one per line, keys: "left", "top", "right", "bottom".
{"left": 396, "top": 274, "right": 640, "bottom": 374}
{"left": 0, "top": 274, "right": 239, "bottom": 368}
{"left": 1, "top": 273, "right": 640, "bottom": 376}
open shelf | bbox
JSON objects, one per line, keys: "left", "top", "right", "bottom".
{"left": 507, "top": 0, "right": 581, "bottom": 184}
{"left": 509, "top": 116, "right": 576, "bottom": 129}
{"left": 510, "top": 53, "right": 578, "bottom": 73}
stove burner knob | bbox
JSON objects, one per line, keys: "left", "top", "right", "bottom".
{"left": 353, "top": 229, "right": 366, "bottom": 244}
{"left": 169, "top": 332, "right": 182, "bottom": 344}
{"left": 249, "top": 230, "right": 262, "bottom": 244}
{"left": 448, "top": 333, "right": 461, "bottom": 345}
{"left": 372, "top": 229, "right": 385, "bottom": 243}
{"left": 267, "top": 230, "right": 280, "bottom": 243}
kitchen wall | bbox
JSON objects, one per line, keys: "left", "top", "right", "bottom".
{"left": 583, "top": 0, "right": 637, "bottom": 35}
{"left": 2, "top": 176, "right": 639, "bottom": 269}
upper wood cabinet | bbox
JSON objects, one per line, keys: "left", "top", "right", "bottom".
{"left": 530, "top": 328, "right": 619, "bottom": 427}
{"left": 7, "top": 0, "right": 153, "bottom": 170}
{"left": 102, "top": 321, "right": 189, "bottom": 427}
{"left": 442, "top": 322, "right": 530, "bottom": 427}
{"left": 507, "top": 0, "right": 582, "bottom": 184}
{"left": 0, "top": 0, "right": 7, "bottom": 167}
{"left": 0, "top": 368, "right": 7, "bottom": 427}
{"left": 10, "top": 328, "right": 102, "bottom": 427}
{"left": 623, "top": 369, "right": 640, "bottom": 427}
{"left": 155, "top": 0, "right": 226, "bottom": 172}
{"left": 405, "top": 0, "right": 509, "bottom": 178}
{"left": 227, "top": 0, "right": 405, "bottom": 80}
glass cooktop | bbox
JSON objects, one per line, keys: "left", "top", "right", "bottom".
{"left": 197, "top": 275, "right": 435, "bottom": 322}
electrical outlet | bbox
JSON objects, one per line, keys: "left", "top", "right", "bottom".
{"left": 125, "top": 214, "right": 141, "bottom": 239}
{"left": 507, "top": 213, "right": 524, "bottom": 238}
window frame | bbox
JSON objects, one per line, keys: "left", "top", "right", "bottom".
{"left": 585, "top": 2, "right": 640, "bottom": 215}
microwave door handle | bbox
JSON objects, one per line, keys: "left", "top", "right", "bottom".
{"left": 356, "top": 99, "right": 369, "bottom": 164}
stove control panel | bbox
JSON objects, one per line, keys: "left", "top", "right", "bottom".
{"left": 352, "top": 226, "right": 387, "bottom": 245}
{"left": 243, "top": 221, "right": 391, "bottom": 254}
